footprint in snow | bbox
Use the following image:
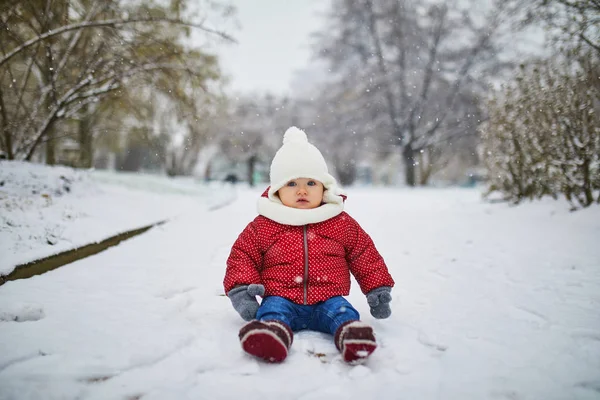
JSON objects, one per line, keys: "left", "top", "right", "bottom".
{"left": 0, "top": 305, "right": 45, "bottom": 322}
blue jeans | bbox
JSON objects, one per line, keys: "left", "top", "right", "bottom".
{"left": 256, "top": 296, "right": 360, "bottom": 335}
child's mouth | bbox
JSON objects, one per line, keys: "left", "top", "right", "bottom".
{"left": 297, "top": 199, "right": 309, "bottom": 203}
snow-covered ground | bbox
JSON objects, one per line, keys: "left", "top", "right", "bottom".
{"left": 0, "top": 161, "right": 235, "bottom": 275}
{"left": 1, "top": 162, "right": 599, "bottom": 400}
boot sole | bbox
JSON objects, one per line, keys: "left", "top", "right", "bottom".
{"left": 342, "top": 340, "right": 377, "bottom": 364}
{"left": 241, "top": 329, "right": 288, "bottom": 363}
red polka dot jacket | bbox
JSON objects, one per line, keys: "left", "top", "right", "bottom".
{"left": 224, "top": 191, "right": 395, "bottom": 305}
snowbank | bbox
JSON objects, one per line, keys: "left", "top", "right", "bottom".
{"left": 0, "top": 161, "right": 233, "bottom": 276}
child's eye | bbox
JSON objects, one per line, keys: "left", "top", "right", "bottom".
{"left": 307, "top": 181, "right": 316, "bottom": 186}
{"left": 286, "top": 181, "right": 296, "bottom": 187}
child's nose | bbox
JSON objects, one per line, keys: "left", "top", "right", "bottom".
{"left": 297, "top": 185, "right": 308, "bottom": 194}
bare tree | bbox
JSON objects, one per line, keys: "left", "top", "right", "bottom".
{"left": 314, "top": 0, "right": 525, "bottom": 185}
{"left": 533, "top": 0, "right": 600, "bottom": 54}
{"left": 298, "top": 82, "right": 386, "bottom": 186}
{"left": 216, "top": 95, "right": 293, "bottom": 186}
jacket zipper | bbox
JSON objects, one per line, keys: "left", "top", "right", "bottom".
{"left": 303, "top": 225, "right": 309, "bottom": 305}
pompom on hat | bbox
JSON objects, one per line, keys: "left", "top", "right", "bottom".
{"left": 258, "top": 127, "right": 346, "bottom": 225}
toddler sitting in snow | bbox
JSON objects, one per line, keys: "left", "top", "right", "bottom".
{"left": 223, "top": 127, "right": 395, "bottom": 364}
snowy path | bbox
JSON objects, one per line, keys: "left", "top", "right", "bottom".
{"left": 0, "top": 188, "right": 599, "bottom": 400}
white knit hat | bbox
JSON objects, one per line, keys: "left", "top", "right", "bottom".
{"left": 267, "top": 127, "right": 339, "bottom": 202}
{"left": 258, "top": 127, "right": 346, "bottom": 225}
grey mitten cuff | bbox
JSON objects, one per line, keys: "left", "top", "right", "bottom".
{"left": 366, "top": 286, "right": 392, "bottom": 319}
{"left": 227, "top": 284, "right": 265, "bottom": 321}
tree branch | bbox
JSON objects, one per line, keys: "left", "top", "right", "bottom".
{"left": 19, "top": 61, "right": 206, "bottom": 159}
{"left": 408, "top": 5, "right": 447, "bottom": 135}
{"left": 580, "top": 32, "right": 600, "bottom": 53}
{"left": 364, "top": 0, "right": 404, "bottom": 143}
{"left": 1, "top": 16, "right": 234, "bottom": 67}
{"left": 54, "top": 2, "right": 103, "bottom": 80}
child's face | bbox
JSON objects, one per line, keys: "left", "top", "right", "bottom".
{"left": 277, "top": 178, "right": 324, "bottom": 209}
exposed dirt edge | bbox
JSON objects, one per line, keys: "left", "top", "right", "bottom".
{"left": 0, "top": 220, "right": 167, "bottom": 286}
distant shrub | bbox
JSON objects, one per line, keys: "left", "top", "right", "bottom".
{"left": 480, "top": 52, "right": 600, "bottom": 209}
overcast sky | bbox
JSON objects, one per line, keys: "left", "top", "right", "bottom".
{"left": 214, "top": 0, "right": 330, "bottom": 96}
{"left": 203, "top": 1, "right": 545, "bottom": 97}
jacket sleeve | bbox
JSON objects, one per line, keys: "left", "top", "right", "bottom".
{"left": 343, "top": 214, "right": 395, "bottom": 294}
{"left": 223, "top": 220, "right": 263, "bottom": 294}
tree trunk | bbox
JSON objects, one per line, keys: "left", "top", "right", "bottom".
{"left": 0, "top": 87, "right": 14, "bottom": 159}
{"left": 582, "top": 157, "right": 593, "bottom": 207}
{"left": 45, "top": 127, "right": 56, "bottom": 165}
{"left": 78, "top": 106, "right": 93, "bottom": 168}
{"left": 336, "top": 161, "right": 357, "bottom": 186}
{"left": 121, "top": 146, "right": 143, "bottom": 172}
{"left": 403, "top": 145, "right": 416, "bottom": 187}
{"left": 204, "top": 162, "right": 212, "bottom": 182}
{"left": 418, "top": 150, "right": 431, "bottom": 186}
{"left": 1, "top": 126, "right": 13, "bottom": 159}
{"left": 247, "top": 154, "right": 257, "bottom": 187}
{"left": 1, "top": 128, "right": 12, "bottom": 159}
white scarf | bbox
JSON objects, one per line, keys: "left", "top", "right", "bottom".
{"left": 257, "top": 184, "right": 346, "bottom": 226}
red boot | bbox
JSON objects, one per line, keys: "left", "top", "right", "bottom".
{"left": 239, "top": 320, "right": 293, "bottom": 363}
{"left": 335, "top": 320, "right": 377, "bottom": 364}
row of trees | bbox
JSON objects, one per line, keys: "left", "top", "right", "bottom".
{"left": 2, "top": 0, "right": 598, "bottom": 203}
{"left": 481, "top": 0, "right": 599, "bottom": 209}
{"left": 308, "top": 0, "right": 524, "bottom": 186}
{"left": 0, "top": 0, "right": 232, "bottom": 173}
{"left": 217, "top": 0, "right": 525, "bottom": 187}
{"left": 0, "top": 0, "right": 528, "bottom": 187}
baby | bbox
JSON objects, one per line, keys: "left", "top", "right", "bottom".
{"left": 223, "top": 127, "right": 394, "bottom": 364}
